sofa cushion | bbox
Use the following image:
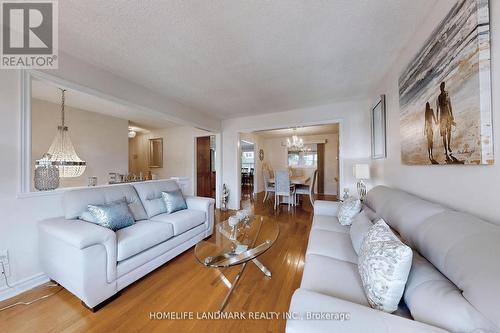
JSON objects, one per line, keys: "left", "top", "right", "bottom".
{"left": 362, "top": 206, "right": 378, "bottom": 221}
{"left": 63, "top": 184, "right": 147, "bottom": 221}
{"left": 116, "top": 221, "right": 174, "bottom": 261}
{"left": 287, "top": 289, "right": 448, "bottom": 333}
{"left": 116, "top": 224, "right": 206, "bottom": 278}
{"left": 306, "top": 229, "right": 358, "bottom": 264}
{"left": 411, "top": 211, "right": 500, "bottom": 329}
{"left": 404, "top": 252, "right": 497, "bottom": 333}
{"left": 301, "top": 254, "right": 368, "bottom": 306}
{"left": 133, "top": 180, "right": 180, "bottom": 218}
{"left": 150, "top": 209, "right": 205, "bottom": 236}
{"left": 311, "top": 215, "right": 350, "bottom": 234}
{"left": 364, "top": 186, "right": 446, "bottom": 247}
{"left": 364, "top": 185, "right": 400, "bottom": 214}
{"left": 349, "top": 211, "right": 373, "bottom": 255}
{"left": 358, "top": 220, "right": 413, "bottom": 313}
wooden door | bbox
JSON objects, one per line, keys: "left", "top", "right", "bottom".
{"left": 196, "top": 136, "right": 214, "bottom": 198}
{"left": 317, "top": 143, "right": 325, "bottom": 194}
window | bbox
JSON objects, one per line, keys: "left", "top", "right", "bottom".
{"left": 241, "top": 151, "right": 254, "bottom": 170}
{"left": 288, "top": 144, "right": 317, "bottom": 167}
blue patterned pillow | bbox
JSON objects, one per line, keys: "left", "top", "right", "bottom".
{"left": 87, "top": 199, "right": 135, "bottom": 231}
{"left": 161, "top": 189, "right": 187, "bottom": 214}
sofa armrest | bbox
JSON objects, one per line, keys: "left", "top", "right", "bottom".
{"left": 314, "top": 200, "right": 340, "bottom": 217}
{"left": 39, "top": 217, "right": 117, "bottom": 286}
{"left": 39, "top": 217, "right": 116, "bottom": 250}
{"left": 286, "top": 289, "right": 447, "bottom": 333}
{"left": 185, "top": 196, "right": 215, "bottom": 236}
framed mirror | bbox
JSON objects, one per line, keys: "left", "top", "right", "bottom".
{"left": 149, "top": 138, "right": 163, "bottom": 168}
{"left": 371, "top": 95, "right": 387, "bottom": 159}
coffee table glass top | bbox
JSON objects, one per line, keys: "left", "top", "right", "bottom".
{"left": 194, "top": 215, "right": 279, "bottom": 268}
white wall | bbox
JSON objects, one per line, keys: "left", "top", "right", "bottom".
{"left": 371, "top": 0, "right": 500, "bottom": 224}
{"left": 129, "top": 126, "right": 214, "bottom": 196}
{"left": 32, "top": 99, "right": 129, "bottom": 188}
{"left": 0, "top": 71, "right": 64, "bottom": 297}
{"left": 222, "top": 99, "right": 371, "bottom": 209}
{"left": 261, "top": 133, "right": 339, "bottom": 196}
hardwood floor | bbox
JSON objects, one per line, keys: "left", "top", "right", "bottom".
{"left": 0, "top": 191, "right": 334, "bottom": 333}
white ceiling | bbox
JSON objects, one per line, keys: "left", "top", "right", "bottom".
{"left": 31, "top": 78, "right": 177, "bottom": 129}
{"left": 254, "top": 123, "right": 339, "bottom": 139}
{"left": 59, "top": 0, "right": 439, "bottom": 119}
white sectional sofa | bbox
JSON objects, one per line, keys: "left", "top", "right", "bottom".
{"left": 287, "top": 186, "right": 500, "bottom": 333}
{"left": 39, "top": 179, "right": 214, "bottom": 311}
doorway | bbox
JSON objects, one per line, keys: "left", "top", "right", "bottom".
{"left": 240, "top": 140, "right": 255, "bottom": 198}
{"left": 196, "top": 136, "right": 216, "bottom": 198}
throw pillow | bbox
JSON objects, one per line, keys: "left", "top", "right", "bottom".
{"left": 349, "top": 211, "right": 373, "bottom": 255}
{"left": 79, "top": 210, "right": 98, "bottom": 224}
{"left": 87, "top": 198, "right": 135, "bottom": 231}
{"left": 338, "top": 197, "right": 362, "bottom": 225}
{"left": 358, "top": 219, "right": 413, "bottom": 312}
{"left": 161, "top": 189, "right": 188, "bottom": 214}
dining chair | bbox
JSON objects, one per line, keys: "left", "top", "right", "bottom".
{"left": 249, "top": 168, "right": 254, "bottom": 187}
{"left": 263, "top": 162, "right": 273, "bottom": 178}
{"left": 295, "top": 169, "right": 318, "bottom": 206}
{"left": 262, "top": 168, "right": 275, "bottom": 203}
{"left": 274, "top": 169, "right": 296, "bottom": 211}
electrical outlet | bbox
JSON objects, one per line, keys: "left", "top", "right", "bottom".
{"left": 0, "top": 249, "right": 10, "bottom": 278}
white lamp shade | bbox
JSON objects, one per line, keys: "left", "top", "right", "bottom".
{"left": 354, "top": 164, "right": 370, "bottom": 180}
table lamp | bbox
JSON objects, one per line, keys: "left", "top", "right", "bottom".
{"left": 354, "top": 164, "right": 370, "bottom": 201}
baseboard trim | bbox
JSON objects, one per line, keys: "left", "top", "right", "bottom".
{"left": 0, "top": 273, "right": 50, "bottom": 301}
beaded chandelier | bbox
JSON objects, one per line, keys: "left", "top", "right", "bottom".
{"left": 36, "top": 89, "right": 86, "bottom": 178}
{"left": 286, "top": 128, "right": 305, "bottom": 152}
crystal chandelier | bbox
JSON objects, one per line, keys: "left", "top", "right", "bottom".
{"left": 35, "top": 89, "right": 86, "bottom": 178}
{"left": 286, "top": 128, "right": 305, "bottom": 152}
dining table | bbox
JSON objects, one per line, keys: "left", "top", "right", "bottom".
{"left": 268, "top": 175, "right": 310, "bottom": 185}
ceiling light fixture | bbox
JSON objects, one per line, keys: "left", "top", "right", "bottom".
{"left": 36, "top": 89, "right": 86, "bottom": 178}
{"left": 128, "top": 128, "right": 137, "bottom": 138}
{"left": 286, "top": 128, "right": 305, "bottom": 152}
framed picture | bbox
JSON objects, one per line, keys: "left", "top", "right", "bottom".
{"left": 371, "top": 95, "right": 387, "bottom": 159}
{"left": 148, "top": 138, "right": 163, "bottom": 168}
{"left": 399, "top": 0, "right": 493, "bottom": 165}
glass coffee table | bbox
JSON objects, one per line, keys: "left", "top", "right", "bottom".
{"left": 194, "top": 214, "right": 279, "bottom": 311}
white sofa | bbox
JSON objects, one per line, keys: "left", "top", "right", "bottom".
{"left": 287, "top": 186, "right": 500, "bottom": 333}
{"left": 39, "top": 179, "right": 214, "bottom": 311}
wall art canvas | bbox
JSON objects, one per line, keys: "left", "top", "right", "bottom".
{"left": 399, "top": 0, "right": 493, "bottom": 165}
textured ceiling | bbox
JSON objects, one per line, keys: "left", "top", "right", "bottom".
{"left": 59, "top": 0, "right": 439, "bottom": 119}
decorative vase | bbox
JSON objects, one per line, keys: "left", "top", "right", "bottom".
{"left": 236, "top": 210, "right": 249, "bottom": 222}
{"left": 228, "top": 215, "right": 240, "bottom": 240}
{"left": 342, "top": 187, "right": 350, "bottom": 201}
{"left": 88, "top": 177, "right": 97, "bottom": 187}
{"left": 34, "top": 164, "right": 60, "bottom": 191}
{"left": 221, "top": 184, "right": 229, "bottom": 211}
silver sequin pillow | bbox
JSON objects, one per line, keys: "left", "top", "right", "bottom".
{"left": 87, "top": 198, "right": 135, "bottom": 231}
{"left": 161, "top": 189, "right": 187, "bottom": 214}
{"left": 358, "top": 219, "right": 413, "bottom": 313}
{"left": 338, "top": 197, "right": 362, "bottom": 225}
